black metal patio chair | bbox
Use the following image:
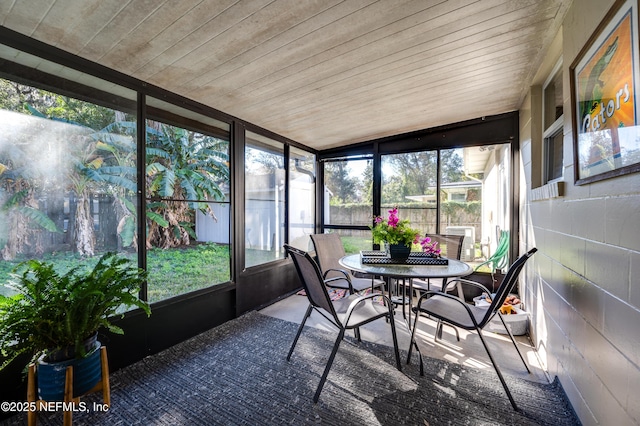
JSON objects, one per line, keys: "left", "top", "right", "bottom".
{"left": 284, "top": 244, "right": 402, "bottom": 403}
{"left": 407, "top": 247, "right": 537, "bottom": 411}
{"left": 412, "top": 233, "right": 466, "bottom": 293}
{"left": 310, "top": 233, "right": 385, "bottom": 294}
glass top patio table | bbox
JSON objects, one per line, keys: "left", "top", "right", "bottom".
{"left": 338, "top": 254, "right": 472, "bottom": 280}
{"left": 339, "top": 254, "right": 473, "bottom": 329}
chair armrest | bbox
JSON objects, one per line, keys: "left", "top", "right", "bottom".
{"left": 342, "top": 292, "right": 392, "bottom": 325}
{"left": 323, "top": 269, "right": 354, "bottom": 293}
{"left": 442, "top": 278, "right": 492, "bottom": 297}
{"left": 323, "top": 268, "right": 352, "bottom": 281}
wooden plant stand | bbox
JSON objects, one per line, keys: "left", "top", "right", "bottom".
{"left": 26, "top": 346, "right": 111, "bottom": 426}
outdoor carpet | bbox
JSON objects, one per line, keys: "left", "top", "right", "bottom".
{"left": 2, "top": 311, "right": 580, "bottom": 425}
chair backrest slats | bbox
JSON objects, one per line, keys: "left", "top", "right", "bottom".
{"left": 310, "top": 234, "right": 348, "bottom": 280}
{"left": 480, "top": 247, "right": 537, "bottom": 326}
{"left": 284, "top": 244, "right": 338, "bottom": 320}
{"left": 426, "top": 234, "right": 464, "bottom": 260}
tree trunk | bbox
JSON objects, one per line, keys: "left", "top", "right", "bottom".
{"left": 48, "top": 190, "right": 66, "bottom": 247}
{"left": 0, "top": 210, "right": 26, "bottom": 260}
{"left": 74, "top": 195, "right": 95, "bottom": 256}
{"left": 113, "top": 195, "right": 136, "bottom": 250}
{"left": 98, "top": 194, "right": 118, "bottom": 250}
{"left": 1, "top": 187, "right": 37, "bottom": 260}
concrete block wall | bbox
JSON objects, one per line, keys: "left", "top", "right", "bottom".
{"left": 519, "top": 1, "right": 640, "bottom": 424}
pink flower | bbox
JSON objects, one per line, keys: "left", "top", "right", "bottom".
{"left": 419, "top": 236, "right": 441, "bottom": 255}
{"left": 370, "top": 206, "right": 420, "bottom": 247}
{"left": 387, "top": 208, "right": 399, "bottom": 228}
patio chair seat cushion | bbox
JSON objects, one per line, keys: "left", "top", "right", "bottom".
{"left": 416, "top": 296, "right": 488, "bottom": 330}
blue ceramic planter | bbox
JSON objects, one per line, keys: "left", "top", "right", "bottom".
{"left": 37, "top": 341, "right": 102, "bottom": 401}
{"left": 46, "top": 332, "right": 98, "bottom": 363}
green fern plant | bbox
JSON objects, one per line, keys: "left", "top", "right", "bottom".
{"left": 0, "top": 253, "right": 150, "bottom": 370}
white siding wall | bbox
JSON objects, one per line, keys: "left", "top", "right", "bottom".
{"left": 195, "top": 203, "right": 230, "bottom": 244}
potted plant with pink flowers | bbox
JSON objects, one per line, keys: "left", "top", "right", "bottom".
{"left": 370, "top": 207, "right": 420, "bottom": 259}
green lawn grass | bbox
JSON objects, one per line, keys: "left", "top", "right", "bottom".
{"left": 147, "top": 243, "right": 230, "bottom": 302}
{"left": 0, "top": 243, "right": 231, "bottom": 301}
{"left": 340, "top": 236, "right": 374, "bottom": 254}
{"left": 2, "top": 238, "right": 488, "bottom": 301}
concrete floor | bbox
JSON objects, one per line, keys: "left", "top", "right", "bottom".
{"left": 259, "top": 292, "right": 549, "bottom": 385}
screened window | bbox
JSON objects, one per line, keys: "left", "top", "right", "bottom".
{"left": 322, "top": 157, "right": 373, "bottom": 252}
{"left": 382, "top": 151, "right": 437, "bottom": 237}
{"left": 245, "top": 132, "right": 285, "bottom": 267}
{"left": 288, "top": 147, "right": 316, "bottom": 251}
{"left": 323, "top": 157, "right": 373, "bottom": 226}
{"left": 439, "top": 148, "right": 482, "bottom": 256}
{"left": 543, "top": 61, "right": 564, "bottom": 183}
{"left": 144, "top": 113, "right": 231, "bottom": 302}
{"left": 377, "top": 145, "right": 506, "bottom": 265}
{"left": 544, "top": 129, "right": 564, "bottom": 182}
{"left": 0, "top": 77, "right": 138, "bottom": 297}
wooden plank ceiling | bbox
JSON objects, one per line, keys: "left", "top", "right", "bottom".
{"left": 0, "top": 0, "right": 570, "bottom": 150}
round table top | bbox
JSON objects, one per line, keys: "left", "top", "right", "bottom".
{"left": 339, "top": 253, "right": 473, "bottom": 279}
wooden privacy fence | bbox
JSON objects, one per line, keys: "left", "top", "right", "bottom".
{"left": 328, "top": 204, "right": 480, "bottom": 241}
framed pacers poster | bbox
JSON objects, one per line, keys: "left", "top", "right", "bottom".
{"left": 570, "top": 0, "right": 640, "bottom": 184}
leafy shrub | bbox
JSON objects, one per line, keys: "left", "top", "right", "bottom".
{"left": 0, "top": 253, "right": 149, "bottom": 370}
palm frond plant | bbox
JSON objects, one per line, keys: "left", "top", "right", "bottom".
{"left": 0, "top": 141, "right": 61, "bottom": 261}
{"left": 145, "top": 122, "right": 229, "bottom": 249}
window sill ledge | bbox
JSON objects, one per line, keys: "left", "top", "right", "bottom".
{"left": 531, "top": 181, "right": 564, "bottom": 201}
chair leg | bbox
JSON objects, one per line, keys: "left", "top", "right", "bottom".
{"left": 387, "top": 307, "right": 402, "bottom": 372}
{"left": 435, "top": 320, "right": 460, "bottom": 342}
{"left": 313, "top": 329, "right": 345, "bottom": 403}
{"left": 407, "top": 311, "right": 425, "bottom": 376}
{"left": 287, "top": 304, "right": 313, "bottom": 361}
{"left": 497, "top": 313, "right": 531, "bottom": 373}
{"left": 452, "top": 325, "right": 460, "bottom": 341}
{"left": 354, "top": 326, "right": 361, "bottom": 342}
{"left": 407, "top": 312, "right": 418, "bottom": 363}
{"left": 476, "top": 328, "right": 519, "bottom": 411}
